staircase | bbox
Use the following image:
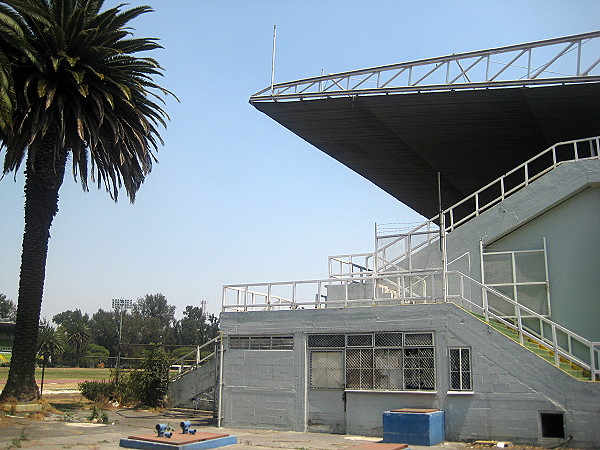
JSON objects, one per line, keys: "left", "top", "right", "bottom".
{"left": 470, "top": 313, "right": 591, "bottom": 381}
{"left": 167, "top": 336, "right": 221, "bottom": 408}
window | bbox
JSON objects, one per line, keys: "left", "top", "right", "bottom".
{"left": 449, "top": 347, "right": 472, "bottom": 391}
{"left": 310, "top": 351, "right": 344, "bottom": 389}
{"left": 229, "top": 335, "right": 293, "bottom": 350}
{"left": 309, "top": 332, "right": 435, "bottom": 391}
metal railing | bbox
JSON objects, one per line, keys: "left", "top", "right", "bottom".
{"left": 168, "top": 336, "right": 220, "bottom": 382}
{"left": 222, "top": 271, "right": 446, "bottom": 312}
{"left": 251, "top": 31, "right": 600, "bottom": 101}
{"left": 441, "top": 136, "right": 599, "bottom": 231}
{"left": 447, "top": 271, "right": 600, "bottom": 381}
{"left": 368, "top": 135, "right": 599, "bottom": 272}
{"left": 328, "top": 252, "right": 374, "bottom": 279}
{"left": 222, "top": 271, "right": 599, "bottom": 380}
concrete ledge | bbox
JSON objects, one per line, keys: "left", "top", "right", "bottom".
{"left": 119, "top": 435, "right": 237, "bottom": 449}
{"left": 1, "top": 403, "right": 43, "bottom": 412}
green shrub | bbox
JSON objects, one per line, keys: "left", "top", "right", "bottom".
{"left": 88, "top": 405, "right": 109, "bottom": 423}
{"left": 80, "top": 346, "right": 169, "bottom": 407}
{"left": 79, "top": 380, "right": 115, "bottom": 402}
{"left": 127, "top": 345, "right": 169, "bottom": 407}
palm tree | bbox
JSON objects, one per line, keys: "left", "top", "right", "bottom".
{"left": 64, "top": 320, "right": 91, "bottom": 366}
{"left": 37, "top": 323, "right": 65, "bottom": 360}
{"left": 0, "top": 3, "right": 39, "bottom": 133}
{"left": 0, "top": 0, "right": 174, "bottom": 401}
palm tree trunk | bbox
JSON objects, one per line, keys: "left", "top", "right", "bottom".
{"left": 0, "top": 132, "right": 66, "bottom": 402}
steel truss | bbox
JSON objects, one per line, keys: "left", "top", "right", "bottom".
{"left": 251, "top": 31, "right": 600, "bottom": 102}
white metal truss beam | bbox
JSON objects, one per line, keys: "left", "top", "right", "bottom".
{"left": 251, "top": 31, "right": 600, "bottom": 102}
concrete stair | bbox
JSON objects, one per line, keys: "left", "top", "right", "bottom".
{"left": 471, "top": 313, "right": 590, "bottom": 381}
{"left": 167, "top": 357, "right": 218, "bottom": 407}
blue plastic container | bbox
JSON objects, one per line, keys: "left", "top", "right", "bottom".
{"left": 383, "top": 410, "right": 445, "bottom": 446}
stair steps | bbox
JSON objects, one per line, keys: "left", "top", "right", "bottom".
{"left": 469, "top": 312, "right": 590, "bottom": 381}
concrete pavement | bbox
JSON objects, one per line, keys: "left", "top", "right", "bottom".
{"left": 0, "top": 407, "right": 535, "bottom": 450}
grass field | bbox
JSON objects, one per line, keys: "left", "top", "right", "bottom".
{"left": 0, "top": 367, "right": 112, "bottom": 381}
{"left": 0, "top": 367, "right": 179, "bottom": 392}
{"left": 0, "top": 367, "right": 115, "bottom": 391}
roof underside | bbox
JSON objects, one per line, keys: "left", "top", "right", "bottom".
{"left": 253, "top": 83, "right": 600, "bottom": 218}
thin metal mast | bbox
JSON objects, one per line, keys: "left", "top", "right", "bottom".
{"left": 270, "top": 25, "right": 277, "bottom": 95}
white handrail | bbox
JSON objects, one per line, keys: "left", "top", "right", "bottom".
{"left": 222, "top": 270, "right": 599, "bottom": 380}
{"left": 371, "top": 136, "right": 599, "bottom": 272}
{"left": 168, "top": 336, "right": 220, "bottom": 381}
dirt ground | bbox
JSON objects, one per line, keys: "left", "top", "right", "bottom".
{"left": 0, "top": 398, "right": 567, "bottom": 450}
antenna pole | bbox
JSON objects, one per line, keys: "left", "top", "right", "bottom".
{"left": 271, "top": 25, "right": 277, "bottom": 95}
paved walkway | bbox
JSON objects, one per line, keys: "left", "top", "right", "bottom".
{"left": 0, "top": 407, "right": 531, "bottom": 450}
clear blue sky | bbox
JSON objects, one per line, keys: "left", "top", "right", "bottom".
{"left": 1, "top": 1, "right": 598, "bottom": 320}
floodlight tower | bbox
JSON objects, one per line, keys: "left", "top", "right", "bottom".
{"left": 112, "top": 298, "right": 132, "bottom": 383}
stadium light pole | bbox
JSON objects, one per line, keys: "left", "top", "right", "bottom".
{"left": 112, "top": 298, "right": 132, "bottom": 383}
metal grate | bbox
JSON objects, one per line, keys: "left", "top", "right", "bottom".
{"left": 347, "top": 334, "right": 373, "bottom": 347}
{"left": 375, "top": 333, "right": 403, "bottom": 347}
{"left": 229, "top": 336, "right": 249, "bottom": 350}
{"left": 310, "top": 351, "right": 344, "bottom": 389}
{"left": 346, "top": 349, "right": 374, "bottom": 389}
{"left": 308, "top": 334, "right": 345, "bottom": 348}
{"left": 449, "top": 347, "right": 472, "bottom": 390}
{"left": 374, "top": 348, "right": 403, "bottom": 389}
{"left": 403, "top": 347, "right": 435, "bottom": 390}
{"left": 309, "top": 332, "right": 436, "bottom": 391}
{"left": 228, "top": 335, "right": 294, "bottom": 350}
{"left": 404, "top": 333, "right": 434, "bottom": 346}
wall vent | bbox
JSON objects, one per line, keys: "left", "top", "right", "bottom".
{"left": 540, "top": 412, "right": 565, "bottom": 439}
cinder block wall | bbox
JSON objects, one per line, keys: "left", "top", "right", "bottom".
{"left": 220, "top": 304, "right": 600, "bottom": 447}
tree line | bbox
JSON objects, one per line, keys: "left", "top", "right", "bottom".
{"left": 1, "top": 293, "right": 219, "bottom": 367}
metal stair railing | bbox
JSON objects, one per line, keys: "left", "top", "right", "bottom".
{"left": 369, "top": 135, "right": 599, "bottom": 273}
{"left": 328, "top": 252, "right": 374, "bottom": 279}
{"left": 446, "top": 271, "right": 600, "bottom": 380}
{"left": 168, "top": 336, "right": 220, "bottom": 382}
{"left": 441, "top": 135, "right": 599, "bottom": 231}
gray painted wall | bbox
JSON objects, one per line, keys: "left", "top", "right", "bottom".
{"left": 220, "top": 304, "right": 600, "bottom": 447}
{"left": 218, "top": 158, "right": 600, "bottom": 446}
{"left": 381, "top": 159, "right": 600, "bottom": 341}
{"left": 486, "top": 187, "right": 600, "bottom": 341}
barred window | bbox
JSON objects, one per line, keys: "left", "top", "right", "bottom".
{"left": 309, "top": 332, "right": 435, "bottom": 391}
{"left": 228, "top": 335, "right": 293, "bottom": 350}
{"left": 308, "top": 334, "right": 344, "bottom": 348}
{"left": 449, "top": 347, "right": 472, "bottom": 391}
{"left": 310, "top": 351, "right": 344, "bottom": 389}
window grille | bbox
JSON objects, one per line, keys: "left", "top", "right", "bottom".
{"left": 404, "top": 333, "right": 434, "bottom": 346}
{"left": 347, "top": 334, "right": 373, "bottom": 347}
{"left": 228, "top": 335, "right": 294, "bottom": 350}
{"left": 449, "top": 347, "right": 472, "bottom": 391}
{"left": 374, "top": 348, "right": 403, "bottom": 389}
{"left": 375, "top": 332, "right": 403, "bottom": 347}
{"left": 308, "top": 334, "right": 345, "bottom": 348}
{"left": 310, "top": 350, "right": 344, "bottom": 389}
{"left": 309, "top": 332, "right": 435, "bottom": 391}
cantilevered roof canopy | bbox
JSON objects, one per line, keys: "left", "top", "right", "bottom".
{"left": 250, "top": 32, "right": 600, "bottom": 219}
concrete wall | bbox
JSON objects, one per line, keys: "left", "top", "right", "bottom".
{"left": 220, "top": 304, "right": 600, "bottom": 447}
{"left": 221, "top": 338, "right": 306, "bottom": 431}
{"left": 485, "top": 186, "right": 600, "bottom": 341}
{"left": 411, "top": 159, "right": 600, "bottom": 340}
